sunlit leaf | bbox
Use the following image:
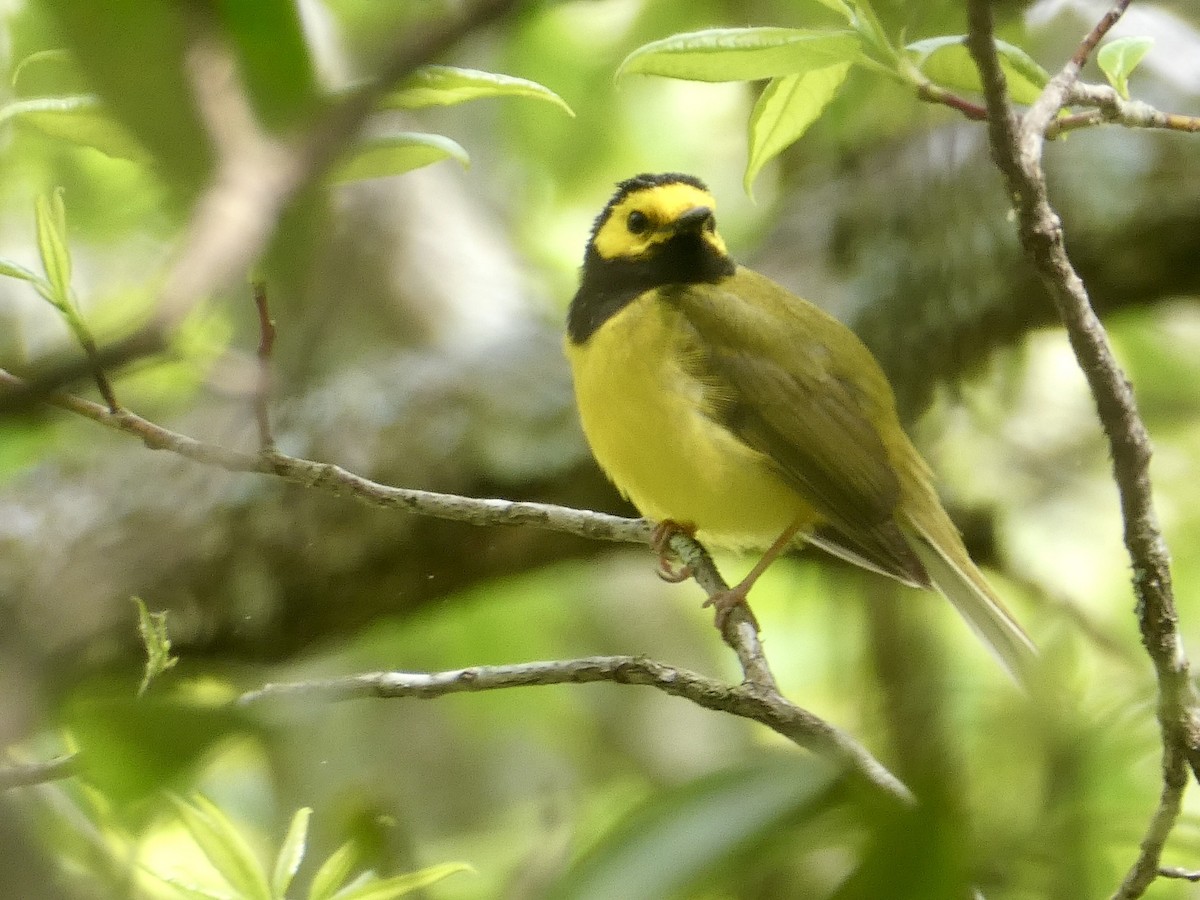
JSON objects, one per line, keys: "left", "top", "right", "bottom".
{"left": 0, "top": 95, "right": 148, "bottom": 161}
{"left": 170, "top": 795, "right": 272, "bottom": 900}
{"left": 382, "top": 66, "right": 574, "bottom": 116}
{"left": 745, "top": 62, "right": 852, "bottom": 196}
{"left": 271, "top": 807, "right": 311, "bottom": 899}
{"left": 907, "top": 35, "right": 1049, "bottom": 105}
{"left": 309, "top": 841, "right": 360, "bottom": 900}
{"left": 34, "top": 189, "right": 71, "bottom": 308}
{"left": 617, "top": 28, "right": 860, "bottom": 83}
{"left": 134, "top": 597, "right": 178, "bottom": 697}
{"left": 545, "top": 758, "right": 839, "bottom": 899}
{"left": 328, "top": 863, "right": 474, "bottom": 900}
{"left": 331, "top": 133, "right": 469, "bottom": 184}
{"left": 1098, "top": 36, "right": 1154, "bottom": 100}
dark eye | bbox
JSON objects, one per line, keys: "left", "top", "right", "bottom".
{"left": 627, "top": 210, "right": 650, "bottom": 234}
{"left": 704, "top": 216, "right": 716, "bottom": 233}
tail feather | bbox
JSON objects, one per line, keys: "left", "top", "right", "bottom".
{"left": 903, "top": 524, "right": 1036, "bottom": 684}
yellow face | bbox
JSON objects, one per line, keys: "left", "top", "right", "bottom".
{"left": 591, "top": 181, "right": 729, "bottom": 261}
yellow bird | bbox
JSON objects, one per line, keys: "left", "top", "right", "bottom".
{"left": 564, "top": 173, "right": 1034, "bottom": 678}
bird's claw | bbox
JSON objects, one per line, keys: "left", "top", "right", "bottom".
{"left": 651, "top": 520, "right": 696, "bottom": 584}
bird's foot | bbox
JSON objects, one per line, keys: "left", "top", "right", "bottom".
{"left": 702, "top": 583, "right": 755, "bottom": 631}
{"left": 650, "top": 520, "right": 696, "bottom": 583}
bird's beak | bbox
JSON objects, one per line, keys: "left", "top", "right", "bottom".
{"left": 672, "top": 206, "right": 713, "bottom": 234}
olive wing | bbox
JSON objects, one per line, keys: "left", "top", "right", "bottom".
{"left": 671, "top": 276, "right": 929, "bottom": 587}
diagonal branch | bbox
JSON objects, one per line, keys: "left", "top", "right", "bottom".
{"left": 238, "top": 656, "right": 912, "bottom": 805}
{"left": 965, "top": 1, "right": 1200, "bottom": 897}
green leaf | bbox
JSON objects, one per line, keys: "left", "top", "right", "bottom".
{"left": 745, "top": 62, "right": 852, "bottom": 196}
{"left": 134, "top": 597, "right": 178, "bottom": 697}
{"left": 845, "top": 0, "right": 897, "bottom": 62}
{"left": 617, "top": 28, "right": 860, "bottom": 83}
{"left": 271, "top": 807, "right": 311, "bottom": 899}
{"left": 308, "top": 841, "right": 359, "bottom": 900}
{"left": 39, "top": 0, "right": 211, "bottom": 188}
{"left": 170, "top": 795, "right": 272, "bottom": 900}
{"left": 807, "top": 0, "right": 854, "bottom": 20}
{"left": 331, "top": 133, "right": 469, "bottom": 184}
{"left": 34, "top": 189, "right": 71, "bottom": 308}
{"left": 907, "top": 35, "right": 1049, "bottom": 105}
{"left": 66, "top": 683, "right": 248, "bottom": 807}
{"left": 0, "top": 95, "right": 149, "bottom": 161}
{"left": 0, "top": 257, "right": 49, "bottom": 287}
{"left": 11, "top": 49, "right": 77, "bottom": 90}
{"left": 212, "top": 0, "right": 320, "bottom": 128}
{"left": 329, "top": 863, "right": 474, "bottom": 900}
{"left": 545, "top": 758, "right": 838, "bottom": 900}
{"left": 381, "top": 65, "right": 574, "bottom": 116}
{"left": 160, "top": 877, "right": 234, "bottom": 900}
{"left": 1098, "top": 36, "right": 1154, "bottom": 100}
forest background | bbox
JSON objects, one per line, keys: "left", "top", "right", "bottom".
{"left": 3, "top": 0, "right": 1200, "bottom": 898}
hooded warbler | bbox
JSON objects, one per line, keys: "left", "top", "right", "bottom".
{"left": 564, "top": 173, "right": 1034, "bottom": 678}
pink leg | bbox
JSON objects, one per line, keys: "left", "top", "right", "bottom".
{"left": 703, "top": 517, "right": 806, "bottom": 627}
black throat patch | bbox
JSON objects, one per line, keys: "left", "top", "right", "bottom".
{"left": 567, "top": 231, "right": 735, "bottom": 344}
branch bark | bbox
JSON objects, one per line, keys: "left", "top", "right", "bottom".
{"left": 238, "top": 656, "right": 912, "bottom": 805}
{"left": 965, "top": 2, "right": 1200, "bottom": 896}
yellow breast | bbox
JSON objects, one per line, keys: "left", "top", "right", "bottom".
{"left": 565, "top": 290, "right": 817, "bottom": 549}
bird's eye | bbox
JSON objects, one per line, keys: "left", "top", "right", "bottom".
{"left": 626, "top": 210, "right": 650, "bottom": 235}
{"left": 704, "top": 216, "right": 717, "bottom": 233}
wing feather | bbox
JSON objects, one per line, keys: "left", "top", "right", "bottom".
{"left": 669, "top": 273, "right": 929, "bottom": 586}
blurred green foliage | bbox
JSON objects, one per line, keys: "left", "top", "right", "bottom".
{"left": 2, "top": 0, "right": 1200, "bottom": 899}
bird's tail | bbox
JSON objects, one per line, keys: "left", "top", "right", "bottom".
{"left": 903, "top": 522, "right": 1036, "bottom": 684}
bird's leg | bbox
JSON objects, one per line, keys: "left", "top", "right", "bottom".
{"left": 703, "top": 517, "right": 806, "bottom": 628}
{"left": 650, "top": 519, "right": 696, "bottom": 583}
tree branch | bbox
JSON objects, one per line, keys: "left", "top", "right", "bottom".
{"left": 0, "top": 365, "right": 781, "bottom": 690}
{"left": 238, "top": 656, "right": 912, "bottom": 805}
{"left": 965, "top": 2, "right": 1199, "bottom": 896}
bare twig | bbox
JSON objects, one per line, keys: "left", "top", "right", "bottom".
{"left": 0, "top": 753, "right": 79, "bottom": 791}
{"left": 238, "top": 656, "right": 912, "bottom": 805}
{"left": 251, "top": 281, "right": 276, "bottom": 452}
{"left": 965, "top": 1, "right": 1200, "bottom": 897}
{"left": 1048, "top": 83, "right": 1200, "bottom": 138}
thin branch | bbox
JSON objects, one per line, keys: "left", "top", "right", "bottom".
{"left": 0, "top": 366, "right": 778, "bottom": 687}
{"left": 238, "top": 656, "right": 913, "bottom": 806}
{"left": 1048, "top": 83, "right": 1200, "bottom": 138}
{"left": 1070, "top": 0, "right": 1133, "bottom": 70}
{"left": 0, "top": 753, "right": 80, "bottom": 791}
{"left": 966, "top": 1, "right": 1200, "bottom": 896}
{"left": 1159, "top": 867, "right": 1200, "bottom": 882}
{"left": 251, "top": 281, "right": 276, "bottom": 452}
{"left": 916, "top": 80, "right": 988, "bottom": 120}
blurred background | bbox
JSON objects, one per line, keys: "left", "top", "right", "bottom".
{"left": 2, "top": 0, "right": 1200, "bottom": 897}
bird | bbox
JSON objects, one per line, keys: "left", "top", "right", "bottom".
{"left": 563, "top": 172, "right": 1035, "bottom": 679}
